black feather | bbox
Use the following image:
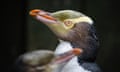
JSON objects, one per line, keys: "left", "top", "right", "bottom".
{"left": 81, "top": 62, "right": 102, "bottom": 72}
{"left": 69, "top": 23, "right": 99, "bottom": 62}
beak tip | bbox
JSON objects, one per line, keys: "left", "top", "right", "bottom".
{"left": 29, "top": 9, "right": 41, "bottom": 16}
{"left": 29, "top": 11, "right": 33, "bottom": 16}
{"left": 72, "top": 48, "right": 83, "bottom": 55}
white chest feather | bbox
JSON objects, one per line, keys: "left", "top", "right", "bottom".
{"left": 54, "top": 40, "right": 91, "bottom": 72}
{"left": 54, "top": 40, "right": 73, "bottom": 55}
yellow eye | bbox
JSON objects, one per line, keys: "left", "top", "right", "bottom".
{"left": 63, "top": 20, "right": 75, "bottom": 29}
{"left": 64, "top": 21, "right": 73, "bottom": 26}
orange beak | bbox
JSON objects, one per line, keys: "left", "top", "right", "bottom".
{"left": 72, "top": 48, "right": 83, "bottom": 55}
{"left": 51, "top": 48, "right": 82, "bottom": 64}
{"left": 29, "top": 9, "right": 56, "bottom": 21}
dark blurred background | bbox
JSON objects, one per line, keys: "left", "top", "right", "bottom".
{"left": 3, "top": 0, "right": 119, "bottom": 72}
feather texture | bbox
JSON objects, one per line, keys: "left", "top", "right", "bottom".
{"left": 54, "top": 40, "right": 91, "bottom": 72}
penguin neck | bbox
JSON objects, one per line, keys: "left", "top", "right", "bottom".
{"left": 54, "top": 40, "right": 90, "bottom": 72}
{"left": 54, "top": 40, "right": 73, "bottom": 55}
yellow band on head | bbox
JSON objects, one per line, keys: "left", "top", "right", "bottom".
{"left": 64, "top": 16, "right": 93, "bottom": 25}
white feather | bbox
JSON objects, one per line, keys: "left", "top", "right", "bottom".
{"left": 54, "top": 40, "right": 91, "bottom": 72}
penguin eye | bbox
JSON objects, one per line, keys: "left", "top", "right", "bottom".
{"left": 64, "top": 21, "right": 73, "bottom": 27}
{"left": 63, "top": 20, "right": 75, "bottom": 29}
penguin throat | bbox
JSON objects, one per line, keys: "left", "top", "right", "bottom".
{"left": 54, "top": 40, "right": 73, "bottom": 55}
{"left": 53, "top": 40, "right": 90, "bottom": 72}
